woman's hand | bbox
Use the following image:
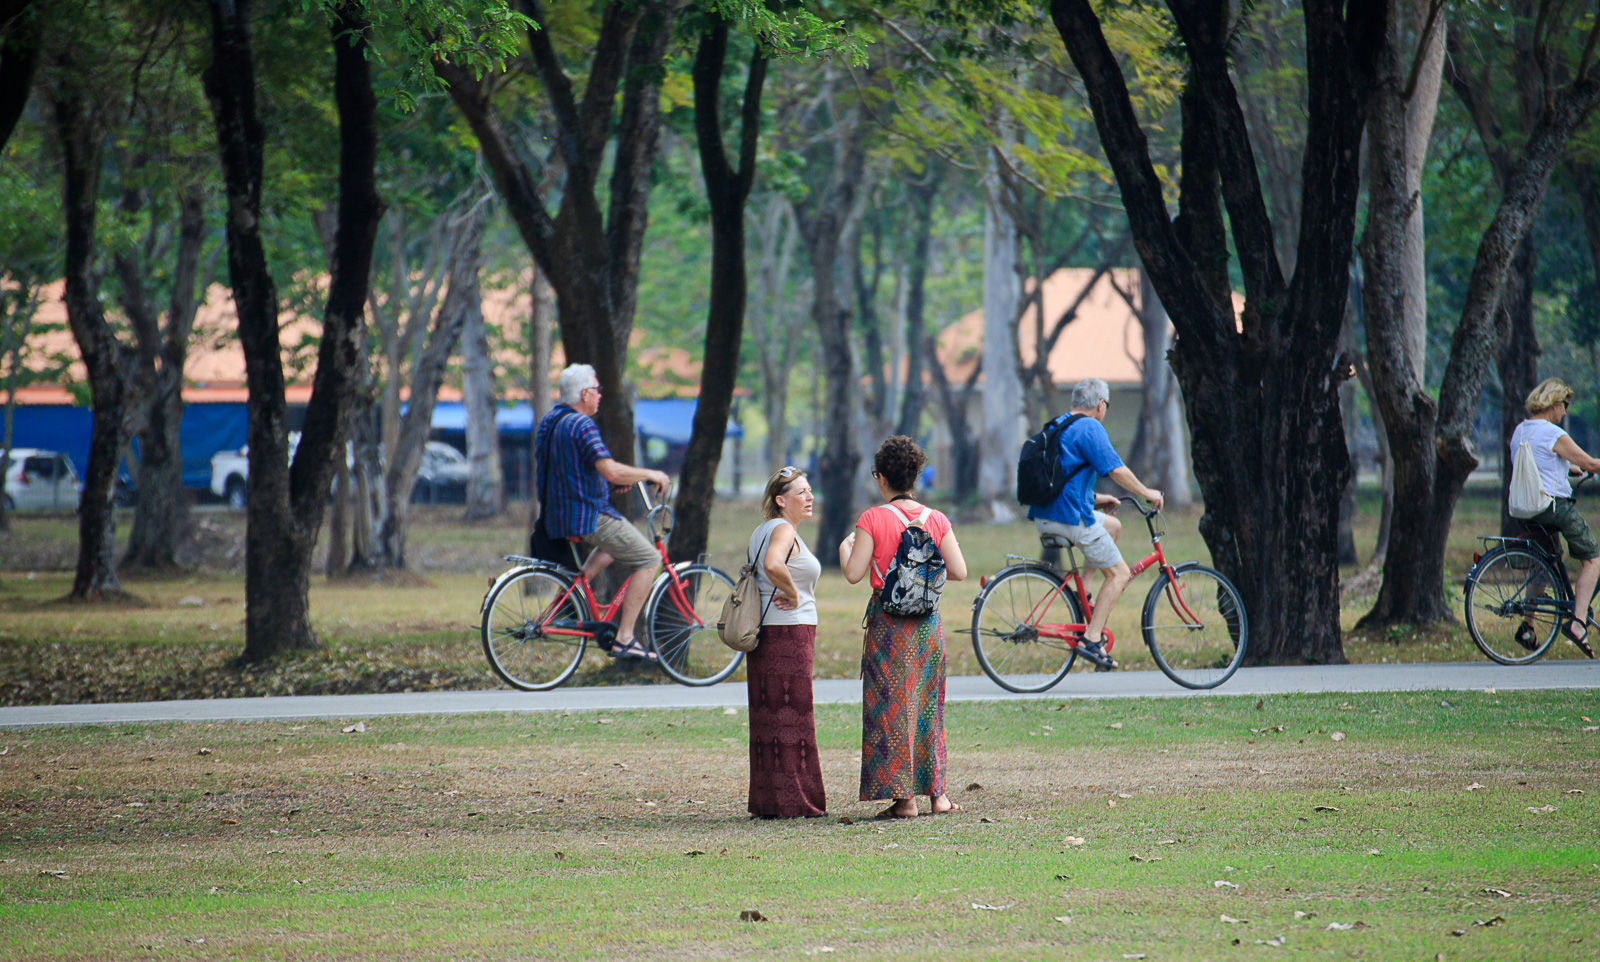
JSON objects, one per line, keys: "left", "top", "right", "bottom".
{"left": 773, "top": 590, "right": 798, "bottom": 611}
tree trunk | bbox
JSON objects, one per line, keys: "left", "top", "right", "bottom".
{"left": 206, "top": 0, "right": 381, "bottom": 660}
{"left": 53, "top": 82, "right": 132, "bottom": 600}
{"left": 751, "top": 196, "right": 801, "bottom": 474}
{"left": 895, "top": 169, "right": 940, "bottom": 438}
{"left": 1494, "top": 240, "right": 1538, "bottom": 537}
{"left": 0, "top": 0, "right": 38, "bottom": 154}
{"left": 1132, "top": 269, "right": 1192, "bottom": 507}
{"left": 979, "top": 174, "right": 1022, "bottom": 513}
{"left": 122, "top": 188, "right": 205, "bottom": 570}
{"left": 437, "top": 0, "right": 679, "bottom": 480}
{"left": 791, "top": 97, "right": 868, "bottom": 566}
{"left": 524, "top": 267, "right": 552, "bottom": 534}
{"left": 671, "top": 21, "right": 765, "bottom": 563}
{"left": 460, "top": 216, "right": 502, "bottom": 522}
{"left": 1052, "top": 0, "right": 1387, "bottom": 663}
{"left": 378, "top": 204, "right": 481, "bottom": 562}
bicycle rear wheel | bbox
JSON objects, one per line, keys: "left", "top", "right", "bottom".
{"left": 1464, "top": 546, "right": 1564, "bottom": 665}
{"left": 481, "top": 567, "right": 589, "bottom": 691}
{"left": 1141, "top": 563, "right": 1247, "bottom": 689}
{"left": 970, "top": 565, "right": 1082, "bottom": 693}
{"left": 646, "top": 563, "right": 741, "bottom": 686}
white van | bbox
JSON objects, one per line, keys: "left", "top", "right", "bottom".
{"left": 1, "top": 448, "right": 82, "bottom": 513}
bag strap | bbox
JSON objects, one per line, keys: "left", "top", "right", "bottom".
{"left": 747, "top": 523, "right": 780, "bottom": 624}
{"left": 1055, "top": 412, "right": 1093, "bottom": 485}
{"left": 873, "top": 503, "right": 930, "bottom": 582}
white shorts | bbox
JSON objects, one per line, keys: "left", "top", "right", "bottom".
{"left": 1034, "top": 513, "right": 1122, "bottom": 570}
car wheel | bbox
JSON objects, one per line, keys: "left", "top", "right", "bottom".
{"left": 2, "top": 493, "right": 12, "bottom": 511}
{"left": 225, "top": 478, "right": 247, "bottom": 510}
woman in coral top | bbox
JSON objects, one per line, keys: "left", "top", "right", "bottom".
{"left": 838, "top": 436, "right": 968, "bottom": 819}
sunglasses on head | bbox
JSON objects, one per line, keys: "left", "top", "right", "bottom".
{"left": 776, "top": 465, "right": 799, "bottom": 480}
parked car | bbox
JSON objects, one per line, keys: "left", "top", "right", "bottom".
{"left": 1, "top": 448, "right": 82, "bottom": 513}
{"left": 412, "top": 441, "right": 471, "bottom": 504}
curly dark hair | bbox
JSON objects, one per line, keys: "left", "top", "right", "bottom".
{"left": 873, "top": 435, "right": 926, "bottom": 493}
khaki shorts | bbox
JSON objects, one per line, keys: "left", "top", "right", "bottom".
{"left": 581, "top": 513, "right": 660, "bottom": 571}
{"left": 1528, "top": 498, "right": 1599, "bottom": 561}
{"left": 1034, "top": 513, "right": 1123, "bottom": 570}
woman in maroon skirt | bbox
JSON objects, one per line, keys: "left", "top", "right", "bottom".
{"left": 745, "top": 465, "right": 827, "bottom": 818}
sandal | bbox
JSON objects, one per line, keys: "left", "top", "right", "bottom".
{"left": 610, "top": 640, "right": 659, "bottom": 663}
{"left": 1562, "top": 619, "right": 1595, "bottom": 659}
{"left": 1514, "top": 622, "right": 1539, "bottom": 652}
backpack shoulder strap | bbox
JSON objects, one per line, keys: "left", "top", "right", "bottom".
{"left": 882, "top": 502, "right": 915, "bottom": 527}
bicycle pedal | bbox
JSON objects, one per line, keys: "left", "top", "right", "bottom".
{"left": 581, "top": 621, "right": 618, "bottom": 650}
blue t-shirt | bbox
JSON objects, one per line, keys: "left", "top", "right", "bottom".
{"left": 1026, "top": 415, "right": 1124, "bottom": 526}
{"left": 534, "top": 405, "right": 623, "bottom": 538}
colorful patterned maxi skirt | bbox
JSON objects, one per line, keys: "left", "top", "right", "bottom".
{"left": 747, "top": 623, "right": 827, "bottom": 817}
{"left": 858, "top": 591, "right": 947, "bottom": 801}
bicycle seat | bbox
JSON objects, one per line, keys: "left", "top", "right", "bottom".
{"left": 1038, "top": 531, "right": 1073, "bottom": 549}
{"left": 1518, "top": 521, "right": 1564, "bottom": 559}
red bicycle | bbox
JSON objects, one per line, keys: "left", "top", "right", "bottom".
{"left": 479, "top": 484, "right": 738, "bottom": 690}
{"left": 969, "top": 497, "right": 1249, "bottom": 691}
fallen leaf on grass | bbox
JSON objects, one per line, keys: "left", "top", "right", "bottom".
{"left": 219, "top": 818, "right": 239, "bottom": 825}
{"left": 1156, "top": 838, "right": 1177, "bottom": 845}
{"left": 722, "top": 707, "right": 739, "bottom": 715}
{"left": 1121, "top": 954, "right": 1146, "bottom": 960}
{"left": 1128, "top": 854, "right": 1162, "bottom": 863}
{"left": 684, "top": 850, "right": 706, "bottom": 857}
{"left": 341, "top": 722, "right": 365, "bottom": 734}
{"left": 1325, "top": 921, "right": 1365, "bottom": 931}
{"left": 1526, "top": 805, "right": 1557, "bottom": 813}
{"left": 1294, "top": 911, "right": 1317, "bottom": 920}
{"left": 1566, "top": 789, "right": 1585, "bottom": 795}
{"left": 1313, "top": 805, "right": 1341, "bottom": 812}
{"left": 196, "top": 747, "right": 212, "bottom": 755}
{"left": 39, "top": 869, "right": 67, "bottom": 878}
{"left": 1255, "top": 935, "right": 1286, "bottom": 946}
{"left": 1473, "top": 916, "right": 1506, "bottom": 927}
{"left": 970, "top": 902, "right": 1010, "bottom": 911}
{"left": 1063, "top": 836, "right": 1086, "bottom": 846}
{"left": 966, "top": 782, "right": 983, "bottom": 791}
{"left": 979, "top": 817, "right": 997, "bottom": 824}
{"left": 1108, "top": 722, "right": 1122, "bottom": 729}
{"left": 1330, "top": 731, "right": 1346, "bottom": 742}
{"left": 1466, "top": 782, "right": 1485, "bottom": 791}
{"left": 1367, "top": 849, "right": 1381, "bottom": 856}
{"left": 1212, "top": 880, "right": 1239, "bottom": 889}
{"left": 739, "top": 909, "right": 767, "bottom": 922}
{"left": 1482, "top": 888, "right": 1513, "bottom": 898}
{"left": 836, "top": 817, "right": 854, "bottom": 825}
{"left": 1220, "top": 914, "right": 1248, "bottom": 924}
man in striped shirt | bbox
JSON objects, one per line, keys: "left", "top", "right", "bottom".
{"left": 536, "top": 364, "right": 671, "bottom": 660}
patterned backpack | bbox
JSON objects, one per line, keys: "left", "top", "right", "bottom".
{"left": 874, "top": 504, "right": 947, "bottom": 617}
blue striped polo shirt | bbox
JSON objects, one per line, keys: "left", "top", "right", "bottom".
{"left": 535, "top": 405, "right": 623, "bottom": 538}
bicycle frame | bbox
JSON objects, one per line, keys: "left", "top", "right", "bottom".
{"left": 1016, "top": 500, "right": 1204, "bottom": 652}
{"left": 491, "top": 483, "right": 709, "bottom": 645}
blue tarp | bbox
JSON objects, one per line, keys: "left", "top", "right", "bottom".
{"left": 428, "top": 398, "right": 741, "bottom": 443}
{"left": 6, "top": 402, "right": 250, "bottom": 489}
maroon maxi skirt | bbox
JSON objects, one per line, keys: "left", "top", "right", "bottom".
{"left": 746, "top": 623, "right": 827, "bottom": 818}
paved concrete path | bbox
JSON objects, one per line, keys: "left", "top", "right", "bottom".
{"left": 3, "top": 660, "right": 1597, "bottom": 729}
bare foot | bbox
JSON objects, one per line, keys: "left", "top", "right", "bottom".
{"left": 929, "top": 795, "right": 962, "bottom": 815}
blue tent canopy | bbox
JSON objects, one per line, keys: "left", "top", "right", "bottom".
{"left": 428, "top": 398, "right": 741, "bottom": 444}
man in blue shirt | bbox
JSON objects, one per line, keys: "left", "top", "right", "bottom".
{"left": 536, "top": 364, "right": 671, "bottom": 660}
{"left": 1028, "top": 377, "right": 1164, "bottom": 669}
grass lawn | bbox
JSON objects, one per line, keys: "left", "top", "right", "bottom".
{"left": 2, "top": 691, "right": 1598, "bottom": 960}
{"left": 2, "top": 484, "right": 1593, "bottom": 705}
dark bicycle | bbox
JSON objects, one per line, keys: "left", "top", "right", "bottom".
{"left": 1463, "top": 473, "right": 1598, "bottom": 665}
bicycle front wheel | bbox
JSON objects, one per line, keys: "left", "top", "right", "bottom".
{"left": 1142, "top": 563, "right": 1247, "bottom": 690}
{"left": 1464, "top": 546, "right": 1564, "bottom": 665}
{"left": 646, "top": 563, "right": 741, "bottom": 686}
{"left": 481, "top": 567, "right": 590, "bottom": 691}
{"left": 970, "top": 565, "right": 1082, "bottom": 693}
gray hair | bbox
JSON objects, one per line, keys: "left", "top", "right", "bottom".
{"left": 557, "top": 364, "right": 598, "bottom": 405}
{"left": 1071, "top": 377, "right": 1110, "bottom": 411}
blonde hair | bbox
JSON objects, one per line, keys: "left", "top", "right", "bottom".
{"left": 762, "top": 465, "right": 805, "bottom": 519}
{"left": 1525, "top": 377, "right": 1574, "bottom": 416}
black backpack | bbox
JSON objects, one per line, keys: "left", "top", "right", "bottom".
{"left": 1015, "top": 413, "right": 1089, "bottom": 506}
{"left": 875, "top": 504, "right": 947, "bottom": 617}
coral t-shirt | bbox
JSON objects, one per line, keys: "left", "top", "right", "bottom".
{"left": 855, "top": 503, "right": 952, "bottom": 590}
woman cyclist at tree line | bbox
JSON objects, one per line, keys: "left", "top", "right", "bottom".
{"left": 1511, "top": 377, "right": 1600, "bottom": 655}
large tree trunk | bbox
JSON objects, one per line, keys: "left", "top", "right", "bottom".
{"left": 1493, "top": 240, "right": 1538, "bottom": 537}
{"left": 1130, "top": 270, "right": 1192, "bottom": 507}
{"left": 1052, "top": 0, "right": 1385, "bottom": 663}
{"left": 750, "top": 196, "right": 801, "bottom": 474}
{"left": 206, "top": 0, "right": 381, "bottom": 660}
{"left": 1354, "top": 5, "right": 1449, "bottom": 626}
{"left": 895, "top": 169, "right": 940, "bottom": 438}
{"left": 671, "top": 21, "right": 766, "bottom": 563}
